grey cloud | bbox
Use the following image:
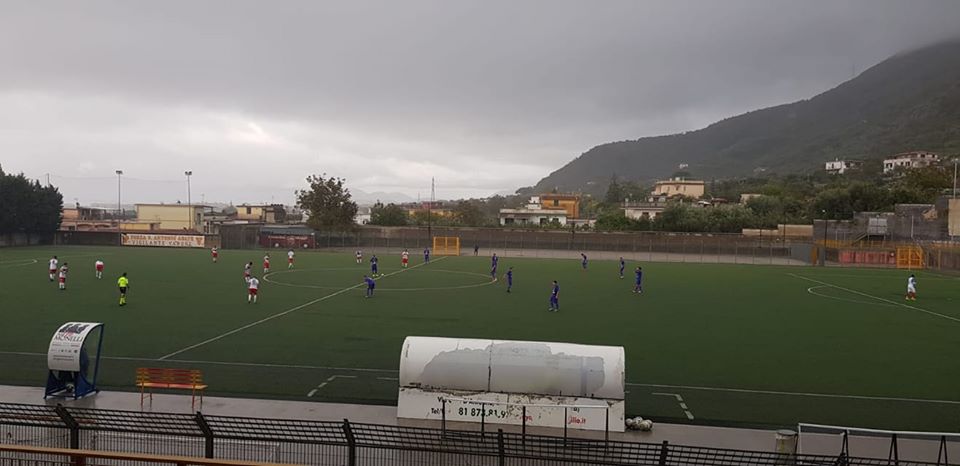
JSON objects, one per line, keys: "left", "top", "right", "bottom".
{"left": 1, "top": 0, "right": 959, "bottom": 202}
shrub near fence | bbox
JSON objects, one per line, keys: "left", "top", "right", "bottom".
{"left": 0, "top": 403, "right": 952, "bottom": 466}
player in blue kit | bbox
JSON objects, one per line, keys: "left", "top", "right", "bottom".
{"left": 370, "top": 255, "right": 379, "bottom": 276}
{"left": 633, "top": 267, "right": 643, "bottom": 293}
{"left": 364, "top": 275, "right": 375, "bottom": 298}
{"left": 548, "top": 280, "right": 560, "bottom": 312}
{"left": 619, "top": 257, "right": 625, "bottom": 279}
{"left": 505, "top": 267, "right": 513, "bottom": 293}
{"left": 580, "top": 253, "right": 588, "bottom": 270}
{"left": 423, "top": 247, "right": 430, "bottom": 263}
{"left": 490, "top": 253, "right": 499, "bottom": 280}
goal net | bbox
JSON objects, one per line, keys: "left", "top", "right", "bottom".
{"left": 432, "top": 236, "right": 461, "bottom": 256}
{"left": 797, "top": 423, "right": 960, "bottom": 464}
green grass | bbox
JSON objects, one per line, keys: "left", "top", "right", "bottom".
{"left": 1, "top": 245, "right": 958, "bottom": 431}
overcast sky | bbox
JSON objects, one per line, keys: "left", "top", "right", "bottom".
{"left": 1, "top": 0, "right": 959, "bottom": 205}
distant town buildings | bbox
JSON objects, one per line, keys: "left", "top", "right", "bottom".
{"left": 623, "top": 201, "right": 666, "bottom": 220}
{"left": 60, "top": 206, "right": 114, "bottom": 231}
{"left": 825, "top": 159, "right": 863, "bottom": 175}
{"left": 132, "top": 204, "right": 207, "bottom": 231}
{"left": 652, "top": 178, "right": 705, "bottom": 199}
{"left": 538, "top": 193, "right": 581, "bottom": 218}
{"left": 498, "top": 194, "right": 580, "bottom": 226}
{"left": 883, "top": 151, "right": 940, "bottom": 173}
{"left": 235, "top": 204, "right": 287, "bottom": 223}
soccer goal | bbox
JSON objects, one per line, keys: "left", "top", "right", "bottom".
{"left": 432, "top": 236, "right": 461, "bottom": 256}
{"left": 797, "top": 423, "right": 960, "bottom": 464}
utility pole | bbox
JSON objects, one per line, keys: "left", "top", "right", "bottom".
{"left": 953, "top": 158, "right": 957, "bottom": 199}
{"left": 821, "top": 210, "right": 828, "bottom": 267}
{"left": 428, "top": 177, "right": 435, "bottom": 243}
{"left": 185, "top": 171, "right": 193, "bottom": 231}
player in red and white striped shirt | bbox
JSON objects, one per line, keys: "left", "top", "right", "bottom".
{"left": 247, "top": 276, "right": 260, "bottom": 303}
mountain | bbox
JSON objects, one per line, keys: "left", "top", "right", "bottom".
{"left": 532, "top": 40, "right": 960, "bottom": 195}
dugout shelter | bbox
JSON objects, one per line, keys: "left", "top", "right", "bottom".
{"left": 44, "top": 322, "right": 104, "bottom": 400}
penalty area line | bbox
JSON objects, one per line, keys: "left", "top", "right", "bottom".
{"left": 158, "top": 257, "right": 446, "bottom": 360}
{"left": 788, "top": 273, "right": 960, "bottom": 324}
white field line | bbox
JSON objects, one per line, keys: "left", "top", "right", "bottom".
{"left": 632, "top": 382, "right": 960, "bottom": 405}
{"left": 158, "top": 257, "right": 446, "bottom": 360}
{"left": 652, "top": 392, "right": 694, "bottom": 420}
{"left": 0, "top": 259, "right": 38, "bottom": 269}
{"left": 0, "top": 351, "right": 398, "bottom": 373}
{"left": 265, "top": 267, "right": 493, "bottom": 292}
{"left": 788, "top": 273, "right": 960, "bottom": 324}
{"left": 307, "top": 375, "right": 357, "bottom": 397}
{"left": 4, "top": 349, "right": 960, "bottom": 405}
{"left": 806, "top": 285, "right": 898, "bottom": 307}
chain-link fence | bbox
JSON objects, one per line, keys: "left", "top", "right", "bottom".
{"left": 300, "top": 227, "right": 814, "bottom": 266}
{"left": 1, "top": 403, "right": 954, "bottom": 466}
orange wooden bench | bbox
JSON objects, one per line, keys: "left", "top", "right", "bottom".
{"left": 136, "top": 367, "right": 208, "bottom": 410}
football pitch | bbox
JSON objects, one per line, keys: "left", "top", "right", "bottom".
{"left": 1, "top": 245, "right": 958, "bottom": 432}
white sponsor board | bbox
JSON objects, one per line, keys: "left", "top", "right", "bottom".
{"left": 47, "top": 322, "right": 102, "bottom": 372}
{"left": 121, "top": 233, "right": 205, "bottom": 248}
{"left": 398, "top": 387, "right": 624, "bottom": 432}
{"left": 397, "top": 336, "right": 625, "bottom": 432}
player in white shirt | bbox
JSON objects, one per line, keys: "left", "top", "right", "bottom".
{"left": 48, "top": 256, "right": 59, "bottom": 281}
{"left": 263, "top": 254, "right": 271, "bottom": 274}
{"left": 243, "top": 262, "right": 252, "bottom": 283}
{"left": 401, "top": 249, "right": 409, "bottom": 268}
{"left": 247, "top": 276, "right": 260, "bottom": 303}
{"left": 95, "top": 260, "right": 104, "bottom": 279}
{"left": 58, "top": 263, "right": 69, "bottom": 290}
{"left": 287, "top": 249, "right": 295, "bottom": 269}
{"left": 906, "top": 274, "right": 917, "bottom": 301}
{"left": 355, "top": 250, "right": 363, "bottom": 264}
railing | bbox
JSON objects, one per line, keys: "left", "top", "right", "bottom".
{"left": 0, "top": 443, "right": 297, "bottom": 465}
{"left": 0, "top": 403, "right": 954, "bottom": 466}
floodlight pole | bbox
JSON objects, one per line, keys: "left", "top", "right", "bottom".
{"left": 115, "top": 170, "right": 124, "bottom": 243}
{"left": 185, "top": 171, "right": 193, "bottom": 231}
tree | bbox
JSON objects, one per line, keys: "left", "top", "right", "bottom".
{"left": 453, "top": 200, "right": 486, "bottom": 226}
{"left": 0, "top": 165, "right": 63, "bottom": 237}
{"left": 604, "top": 175, "right": 624, "bottom": 206}
{"left": 595, "top": 211, "right": 635, "bottom": 231}
{"left": 369, "top": 203, "right": 409, "bottom": 226}
{"left": 296, "top": 173, "right": 358, "bottom": 231}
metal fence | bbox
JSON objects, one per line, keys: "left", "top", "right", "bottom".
{"left": 300, "top": 227, "right": 814, "bottom": 266}
{"left": 0, "top": 403, "right": 953, "bottom": 466}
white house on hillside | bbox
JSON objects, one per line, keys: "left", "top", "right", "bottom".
{"left": 883, "top": 151, "right": 940, "bottom": 173}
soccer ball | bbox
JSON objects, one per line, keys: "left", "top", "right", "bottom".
{"left": 625, "top": 418, "right": 637, "bottom": 429}
{"left": 638, "top": 419, "right": 653, "bottom": 432}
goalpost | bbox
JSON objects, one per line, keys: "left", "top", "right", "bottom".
{"left": 797, "top": 423, "right": 960, "bottom": 464}
{"left": 432, "top": 236, "right": 461, "bottom": 256}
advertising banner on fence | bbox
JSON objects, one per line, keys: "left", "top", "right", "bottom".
{"left": 121, "top": 233, "right": 205, "bottom": 248}
{"left": 47, "top": 322, "right": 102, "bottom": 371}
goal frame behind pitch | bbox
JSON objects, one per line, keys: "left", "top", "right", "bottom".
{"left": 432, "top": 236, "right": 461, "bottom": 256}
